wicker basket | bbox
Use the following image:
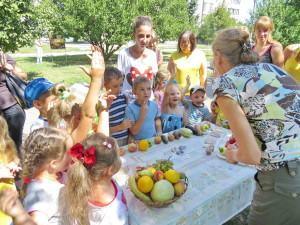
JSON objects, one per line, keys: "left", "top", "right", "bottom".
{"left": 130, "top": 175, "right": 188, "bottom": 208}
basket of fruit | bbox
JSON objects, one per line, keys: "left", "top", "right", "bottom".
{"left": 128, "top": 160, "right": 188, "bottom": 208}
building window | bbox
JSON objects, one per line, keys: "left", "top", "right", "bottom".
{"left": 228, "top": 8, "right": 240, "bottom": 15}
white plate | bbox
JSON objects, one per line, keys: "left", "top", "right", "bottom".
{"left": 216, "top": 151, "right": 226, "bottom": 160}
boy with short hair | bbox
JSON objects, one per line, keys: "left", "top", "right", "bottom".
{"left": 104, "top": 67, "right": 132, "bottom": 147}
{"left": 125, "top": 76, "right": 162, "bottom": 140}
{"left": 24, "top": 78, "right": 57, "bottom": 132}
{"left": 183, "top": 85, "right": 211, "bottom": 127}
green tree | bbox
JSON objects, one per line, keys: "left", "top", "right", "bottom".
{"left": 0, "top": 0, "right": 37, "bottom": 52}
{"left": 34, "top": 0, "right": 65, "bottom": 37}
{"left": 198, "top": 6, "right": 238, "bottom": 44}
{"left": 35, "top": 0, "right": 195, "bottom": 61}
{"left": 250, "top": 0, "right": 300, "bottom": 46}
{"left": 135, "top": 0, "right": 196, "bottom": 42}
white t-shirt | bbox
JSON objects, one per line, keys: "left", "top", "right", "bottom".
{"left": 30, "top": 116, "right": 49, "bottom": 132}
{"left": 88, "top": 180, "right": 128, "bottom": 225}
{"left": 117, "top": 48, "right": 158, "bottom": 102}
{"left": 23, "top": 179, "right": 63, "bottom": 225}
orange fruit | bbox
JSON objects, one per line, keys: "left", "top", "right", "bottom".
{"left": 137, "top": 175, "right": 154, "bottom": 193}
{"left": 138, "top": 139, "right": 149, "bottom": 151}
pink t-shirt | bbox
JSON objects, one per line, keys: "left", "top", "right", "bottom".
{"left": 154, "top": 89, "right": 164, "bottom": 111}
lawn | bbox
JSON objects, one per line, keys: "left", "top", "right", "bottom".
{"left": 16, "top": 43, "right": 213, "bottom": 84}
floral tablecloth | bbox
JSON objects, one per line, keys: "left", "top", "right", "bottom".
{"left": 115, "top": 125, "right": 256, "bottom": 225}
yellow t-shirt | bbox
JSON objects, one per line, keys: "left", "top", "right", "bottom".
{"left": 170, "top": 49, "right": 207, "bottom": 88}
{"left": 284, "top": 48, "right": 300, "bottom": 83}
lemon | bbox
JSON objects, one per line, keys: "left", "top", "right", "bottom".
{"left": 164, "top": 169, "right": 180, "bottom": 184}
{"left": 138, "top": 139, "right": 149, "bottom": 151}
{"left": 137, "top": 175, "right": 154, "bottom": 193}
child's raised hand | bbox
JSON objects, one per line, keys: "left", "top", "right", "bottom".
{"left": 6, "top": 162, "right": 22, "bottom": 177}
{"left": 79, "top": 45, "right": 105, "bottom": 79}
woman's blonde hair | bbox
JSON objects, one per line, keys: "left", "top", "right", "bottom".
{"left": 161, "top": 82, "right": 181, "bottom": 113}
{"left": 60, "top": 133, "right": 121, "bottom": 225}
{"left": 0, "top": 115, "right": 17, "bottom": 163}
{"left": 254, "top": 16, "right": 274, "bottom": 43}
{"left": 212, "top": 28, "right": 259, "bottom": 66}
{"left": 21, "top": 127, "right": 69, "bottom": 196}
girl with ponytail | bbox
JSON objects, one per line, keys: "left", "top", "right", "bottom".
{"left": 60, "top": 133, "right": 128, "bottom": 225}
{"left": 22, "top": 127, "right": 72, "bottom": 225}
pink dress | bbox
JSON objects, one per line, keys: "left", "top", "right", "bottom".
{"left": 154, "top": 89, "right": 164, "bottom": 112}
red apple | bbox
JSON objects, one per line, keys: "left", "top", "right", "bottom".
{"left": 153, "top": 170, "right": 164, "bottom": 181}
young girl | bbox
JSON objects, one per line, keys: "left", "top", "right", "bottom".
{"left": 118, "top": 16, "right": 158, "bottom": 102}
{"left": 252, "top": 16, "right": 284, "bottom": 67}
{"left": 0, "top": 115, "right": 20, "bottom": 225}
{"left": 153, "top": 65, "right": 170, "bottom": 111}
{"left": 47, "top": 46, "right": 107, "bottom": 143}
{"left": 22, "top": 127, "right": 73, "bottom": 225}
{"left": 161, "top": 83, "right": 185, "bottom": 133}
{"left": 60, "top": 133, "right": 128, "bottom": 225}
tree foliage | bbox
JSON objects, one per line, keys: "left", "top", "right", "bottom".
{"left": 135, "top": 0, "right": 196, "bottom": 42}
{"left": 0, "top": 0, "right": 37, "bottom": 52}
{"left": 250, "top": 0, "right": 300, "bottom": 46}
{"left": 35, "top": 0, "right": 195, "bottom": 61}
{"left": 198, "top": 7, "right": 239, "bottom": 44}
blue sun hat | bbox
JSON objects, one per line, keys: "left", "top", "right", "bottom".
{"left": 25, "top": 78, "right": 54, "bottom": 107}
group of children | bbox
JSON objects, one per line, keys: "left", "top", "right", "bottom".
{"left": 0, "top": 17, "right": 228, "bottom": 225}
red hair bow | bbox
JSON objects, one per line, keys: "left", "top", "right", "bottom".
{"left": 68, "top": 143, "right": 96, "bottom": 168}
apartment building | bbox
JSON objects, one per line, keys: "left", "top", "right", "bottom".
{"left": 195, "top": 0, "right": 256, "bottom": 23}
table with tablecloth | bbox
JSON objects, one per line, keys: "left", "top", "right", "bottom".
{"left": 115, "top": 125, "right": 256, "bottom": 225}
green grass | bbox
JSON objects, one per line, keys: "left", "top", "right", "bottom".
{"left": 16, "top": 44, "right": 213, "bottom": 84}
{"left": 16, "top": 55, "right": 91, "bottom": 84}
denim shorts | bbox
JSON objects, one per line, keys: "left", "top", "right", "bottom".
{"left": 248, "top": 160, "right": 300, "bottom": 225}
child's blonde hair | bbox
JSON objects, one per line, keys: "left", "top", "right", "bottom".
{"left": 133, "top": 76, "right": 151, "bottom": 92}
{"left": 21, "top": 127, "right": 69, "bottom": 195}
{"left": 0, "top": 115, "right": 17, "bottom": 163}
{"left": 60, "top": 133, "right": 121, "bottom": 225}
{"left": 161, "top": 82, "right": 181, "bottom": 113}
{"left": 47, "top": 83, "right": 80, "bottom": 131}
{"left": 154, "top": 65, "right": 170, "bottom": 90}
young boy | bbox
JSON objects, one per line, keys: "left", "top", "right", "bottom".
{"left": 104, "top": 67, "right": 132, "bottom": 147}
{"left": 24, "top": 78, "right": 57, "bottom": 132}
{"left": 183, "top": 85, "right": 211, "bottom": 127}
{"left": 125, "top": 76, "right": 162, "bottom": 140}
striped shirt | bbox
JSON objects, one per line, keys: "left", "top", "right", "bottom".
{"left": 109, "top": 94, "right": 128, "bottom": 141}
